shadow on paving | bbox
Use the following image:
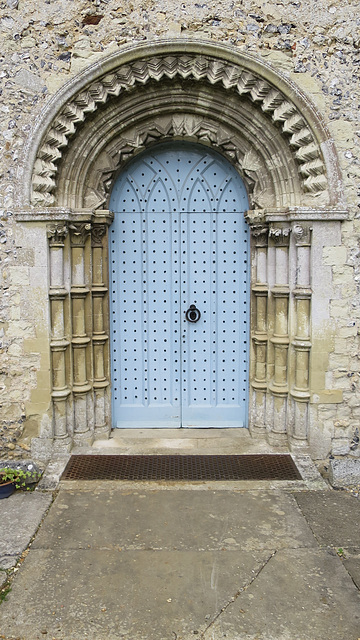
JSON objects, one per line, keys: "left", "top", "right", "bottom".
{"left": 0, "top": 488, "right": 359, "bottom": 640}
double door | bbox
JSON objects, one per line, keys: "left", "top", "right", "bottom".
{"left": 109, "top": 143, "right": 249, "bottom": 428}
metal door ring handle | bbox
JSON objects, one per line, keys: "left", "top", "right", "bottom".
{"left": 185, "top": 305, "right": 201, "bottom": 323}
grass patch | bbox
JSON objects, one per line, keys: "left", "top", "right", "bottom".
{"left": 0, "top": 584, "right": 11, "bottom": 604}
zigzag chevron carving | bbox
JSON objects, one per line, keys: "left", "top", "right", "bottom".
{"left": 31, "top": 55, "right": 327, "bottom": 206}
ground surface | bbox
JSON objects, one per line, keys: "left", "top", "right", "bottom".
{"left": 0, "top": 485, "right": 359, "bottom": 640}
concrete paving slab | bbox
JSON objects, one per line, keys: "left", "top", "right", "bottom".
{"left": 1, "top": 484, "right": 358, "bottom": 640}
{"left": 31, "top": 489, "right": 317, "bottom": 553}
{"left": 343, "top": 556, "right": 360, "bottom": 590}
{"left": 0, "top": 569, "right": 7, "bottom": 590}
{"left": 0, "top": 548, "right": 272, "bottom": 640}
{"left": 201, "top": 549, "right": 360, "bottom": 640}
{"left": 0, "top": 491, "right": 53, "bottom": 569}
{"left": 293, "top": 490, "right": 360, "bottom": 547}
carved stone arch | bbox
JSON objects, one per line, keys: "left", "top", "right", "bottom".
{"left": 19, "top": 39, "right": 349, "bottom": 458}
{"left": 56, "top": 102, "right": 295, "bottom": 211}
{"left": 20, "top": 39, "right": 344, "bottom": 211}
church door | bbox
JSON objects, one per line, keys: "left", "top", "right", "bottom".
{"left": 109, "top": 143, "right": 249, "bottom": 428}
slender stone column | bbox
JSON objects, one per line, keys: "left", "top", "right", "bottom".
{"left": 69, "top": 222, "right": 93, "bottom": 444}
{"left": 291, "top": 224, "right": 312, "bottom": 448}
{"left": 250, "top": 224, "right": 269, "bottom": 437}
{"left": 47, "top": 223, "right": 71, "bottom": 449}
{"left": 91, "top": 224, "right": 111, "bottom": 439}
{"left": 268, "top": 226, "right": 291, "bottom": 445}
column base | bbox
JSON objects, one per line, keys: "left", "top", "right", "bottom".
{"left": 73, "top": 431, "right": 94, "bottom": 447}
{"left": 52, "top": 436, "right": 73, "bottom": 454}
{"left": 31, "top": 436, "right": 73, "bottom": 460}
{"left": 289, "top": 436, "right": 310, "bottom": 452}
{"left": 93, "top": 425, "right": 111, "bottom": 440}
{"left": 249, "top": 424, "right": 267, "bottom": 438}
{"left": 267, "top": 430, "right": 288, "bottom": 447}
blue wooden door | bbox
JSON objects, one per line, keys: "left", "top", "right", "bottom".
{"left": 109, "top": 143, "right": 249, "bottom": 428}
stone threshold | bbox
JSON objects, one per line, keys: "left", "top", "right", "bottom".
{"left": 36, "top": 429, "right": 328, "bottom": 492}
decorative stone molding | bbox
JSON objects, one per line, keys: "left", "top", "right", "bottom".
{"left": 69, "top": 222, "right": 92, "bottom": 247}
{"left": 47, "top": 222, "right": 71, "bottom": 450}
{"left": 290, "top": 223, "right": 312, "bottom": 449}
{"left": 251, "top": 224, "right": 269, "bottom": 248}
{"left": 58, "top": 104, "right": 290, "bottom": 210}
{"left": 293, "top": 224, "right": 312, "bottom": 246}
{"left": 80, "top": 115, "right": 269, "bottom": 211}
{"left": 91, "top": 224, "right": 107, "bottom": 247}
{"left": 269, "top": 226, "right": 291, "bottom": 246}
{"left": 91, "top": 222, "right": 110, "bottom": 439}
{"left": 29, "top": 50, "right": 331, "bottom": 207}
{"left": 47, "top": 223, "right": 68, "bottom": 246}
{"left": 249, "top": 222, "right": 269, "bottom": 437}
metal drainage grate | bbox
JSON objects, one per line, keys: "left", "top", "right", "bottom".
{"left": 61, "top": 454, "right": 302, "bottom": 482}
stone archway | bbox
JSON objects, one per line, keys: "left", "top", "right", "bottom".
{"left": 15, "top": 39, "right": 347, "bottom": 456}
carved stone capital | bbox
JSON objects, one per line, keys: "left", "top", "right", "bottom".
{"left": 245, "top": 209, "right": 266, "bottom": 227}
{"left": 69, "top": 222, "right": 92, "bottom": 247}
{"left": 292, "top": 224, "right": 312, "bottom": 246}
{"left": 269, "top": 226, "right": 291, "bottom": 246}
{"left": 47, "top": 223, "right": 68, "bottom": 246}
{"left": 91, "top": 224, "right": 107, "bottom": 247}
{"left": 250, "top": 224, "right": 269, "bottom": 247}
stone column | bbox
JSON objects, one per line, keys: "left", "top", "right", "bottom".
{"left": 268, "top": 226, "right": 291, "bottom": 445}
{"left": 91, "top": 224, "right": 111, "bottom": 439}
{"left": 47, "top": 223, "right": 71, "bottom": 450}
{"left": 290, "top": 224, "right": 312, "bottom": 449}
{"left": 250, "top": 224, "right": 269, "bottom": 437}
{"left": 69, "top": 222, "right": 93, "bottom": 444}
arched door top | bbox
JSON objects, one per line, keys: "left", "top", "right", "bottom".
{"left": 109, "top": 142, "right": 249, "bottom": 214}
{"left": 21, "top": 39, "right": 344, "bottom": 212}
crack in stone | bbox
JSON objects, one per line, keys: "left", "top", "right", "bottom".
{"left": 199, "top": 550, "right": 277, "bottom": 638}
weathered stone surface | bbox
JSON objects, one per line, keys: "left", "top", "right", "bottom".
{"left": 328, "top": 458, "right": 360, "bottom": 488}
{"left": 31, "top": 489, "right": 317, "bottom": 552}
{"left": 0, "top": 487, "right": 359, "bottom": 640}
{"left": 343, "top": 557, "right": 360, "bottom": 590}
{"left": 0, "top": 491, "right": 53, "bottom": 569}
{"left": 202, "top": 549, "right": 360, "bottom": 640}
{"left": 0, "top": 548, "right": 272, "bottom": 639}
{"left": 293, "top": 490, "right": 360, "bottom": 547}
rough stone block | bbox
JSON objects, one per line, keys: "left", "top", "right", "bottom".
{"left": 311, "top": 390, "right": 343, "bottom": 404}
{"left": 30, "top": 437, "right": 54, "bottom": 461}
{"left": 331, "top": 439, "right": 351, "bottom": 456}
{"left": 322, "top": 246, "right": 347, "bottom": 265}
{"left": 8, "top": 266, "right": 30, "bottom": 286}
{"left": 328, "top": 458, "right": 360, "bottom": 488}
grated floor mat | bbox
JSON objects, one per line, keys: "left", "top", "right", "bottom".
{"left": 61, "top": 454, "right": 302, "bottom": 481}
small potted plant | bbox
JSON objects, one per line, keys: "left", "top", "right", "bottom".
{"left": 0, "top": 467, "right": 40, "bottom": 499}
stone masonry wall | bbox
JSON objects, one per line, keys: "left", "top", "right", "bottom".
{"left": 0, "top": 0, "right": 359, "bottom": 460}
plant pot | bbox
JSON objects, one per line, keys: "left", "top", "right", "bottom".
{"left": 0, "top": 481, "right": 15, "bottom": 499}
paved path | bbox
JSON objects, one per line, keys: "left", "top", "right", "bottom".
{"left": 0, "top": 484, "right": 359, "bottom": 640}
